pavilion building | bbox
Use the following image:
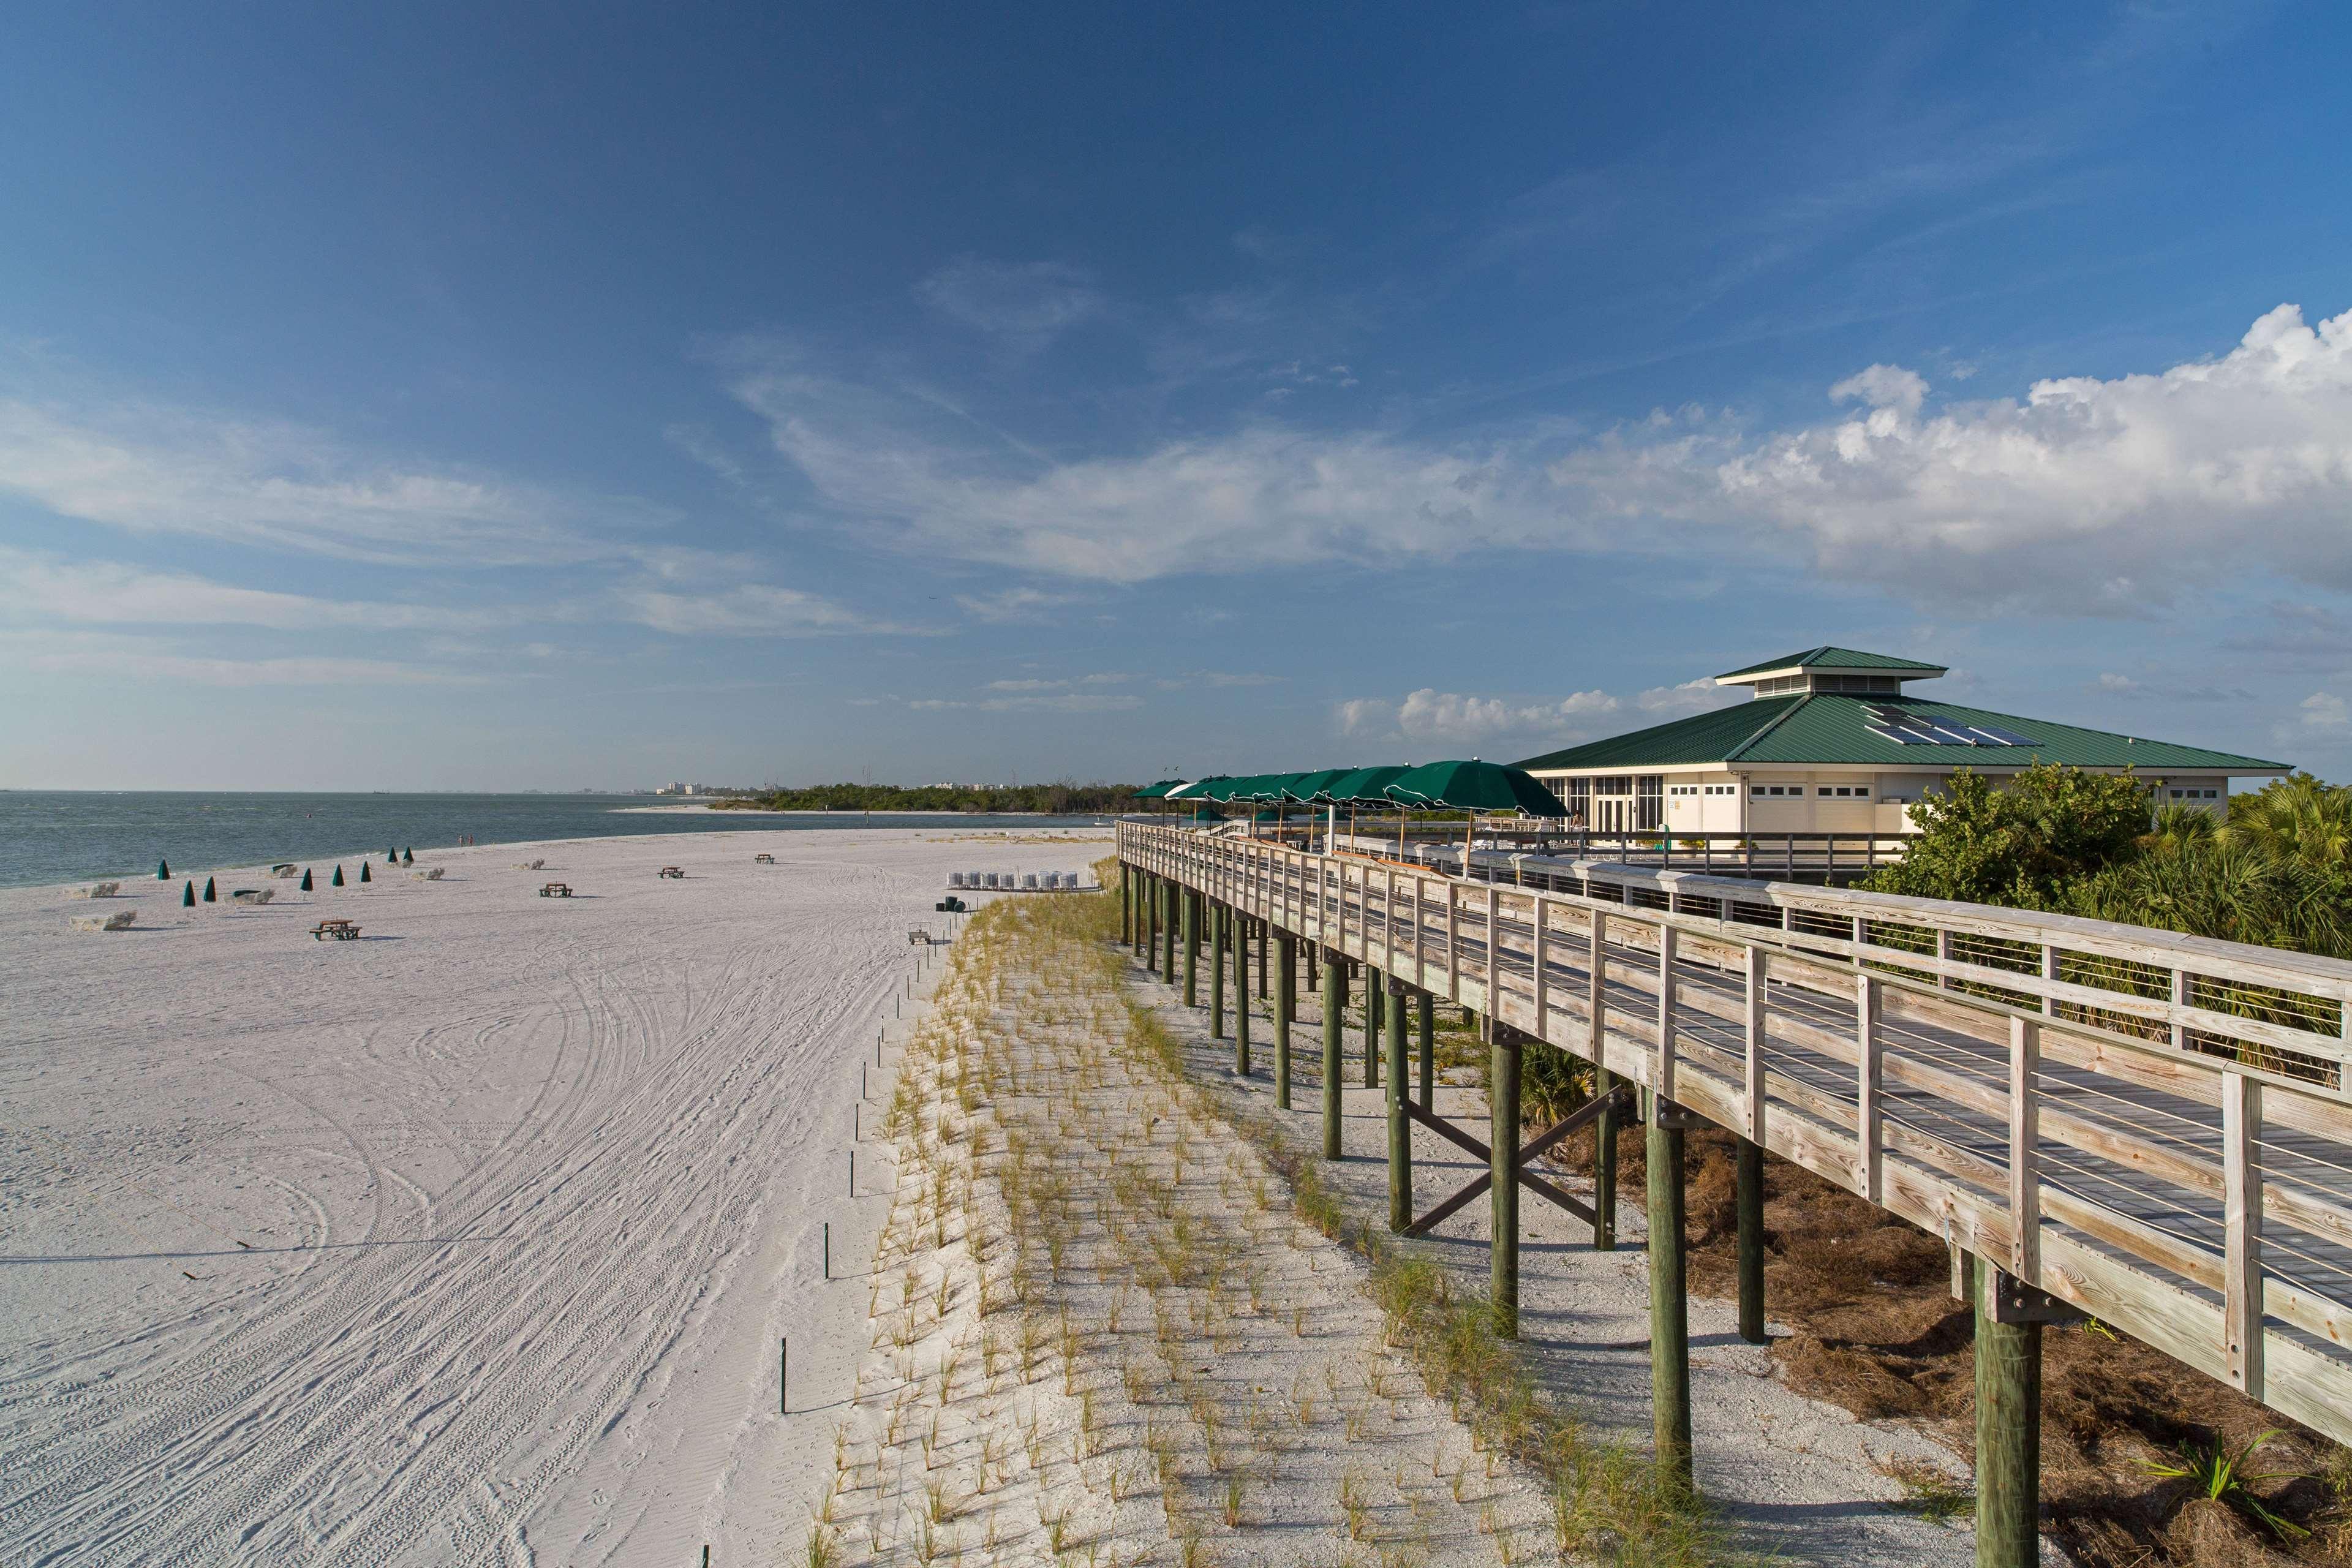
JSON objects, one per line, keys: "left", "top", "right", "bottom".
{"left": 1511, "top": 647, "right": 2288, "bottom": 837}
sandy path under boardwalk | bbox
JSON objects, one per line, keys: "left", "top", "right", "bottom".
{"left": 0, "top": 829, "right": 1104, "bottom": 1566}
{"left": 1130, "top": 949, "right": 2072, "bottom": 1567}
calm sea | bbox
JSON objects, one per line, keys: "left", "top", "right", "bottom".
{"left": 0, "top": 792, "right": 1109, "bottom": 891}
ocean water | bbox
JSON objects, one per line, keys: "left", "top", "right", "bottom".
{"left": 0, "top": 791, "right": 1109, "bottom": 891}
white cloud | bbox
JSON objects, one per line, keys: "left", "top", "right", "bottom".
{"left": 984, "top": 673, "right": 1131, "bottom": 692}
{"left": 621, "top": 583, "right": 910, "bottom": 637}
{"left": 0, "top": 399, "right": 638, "bottom": 566}
{"left": 0, "top": 548, "right": 503, "bottom": 631}
{"left": 914, "top": 258, "right": 1103, "bottom": 352}
{"left": 1336, "top": 686, "right": 1625, "bottom": 747}
{"left": 2299, "top": 692, "right": 2348, "bottom": 732}
{"left": 737, "top": 306, "right": 2352, "bottom": 611}
{"left": 1, "top": 631, "right": 488, "bottom": 687}
{"left": 1635, "top": 678, "right": 1736, "bottom": 718}
{"left": 952, "top": 587, "right": 1084, "bottom": 624}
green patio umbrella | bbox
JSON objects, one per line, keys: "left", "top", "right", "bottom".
{"left": 1324, "top": 765, "right": 1414, "bottom": 853}
{"left": 1385, "top": 758, "right": 1567, "bottom": 867}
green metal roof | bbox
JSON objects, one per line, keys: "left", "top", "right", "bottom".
{"left": 1714, "top": 646, "right": 1948, "bottom": 680}
{"left": 1512, "top": 693, "right": 2290, "bottom": 774}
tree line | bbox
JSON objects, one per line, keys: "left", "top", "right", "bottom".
{"left": 714, "top": 781, "right": 1142, "bottom": 815}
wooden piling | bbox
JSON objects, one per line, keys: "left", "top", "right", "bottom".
{"left": 1385, "top": 976, "right": 1409, "bottom": 1231}
{"left": 1646, "top": 1090, "right": 1692, "bottom": 1494}
{"left": 1593, "top": 1066, "right": 1618, "bottom": 1250}
{"left": 1120, "top": 865, "right": 1131, "bottom": 949}
{"left": 1363, "top": 968, "right": 1381, "bottom": 1088}
{"left": 1161, "top": 880, "right": 1177, "bottom": 984}
{"left": 1275, "top": 932, "right": 1295, "bottom": 1109}
{"left": 1415, "top": 991, "right": 1434, "bottom": 1109}
{"left": 1736, "top": 1137, "right": 1766, "bottom": 1344}
{"left": 1491, "top": 1020, "right": 1521, "bottom": 1338}
{"left": 1256, "top": 918, "right": 1268, "bottom": 1000}
{"left": 1210, "top": 902, "right": 1227, "bottom": 1038}
{"left": 1322, "top": 950, "right": 1346, "bottom": 1159}
{"left": 1235, "top": 909, "right": 1252, "bottom": 1076}
{"left": 1182, "top": 889, "right": 1198, "bottom": 1007}
{"left": 1975, "top": 1267, "right": 2041, "bottom": 1568}
{"left": 1305, "top": 943, "right": 1318, "bottom": 993}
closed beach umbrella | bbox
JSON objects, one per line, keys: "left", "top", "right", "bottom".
{"left": 182, "top": 880, "right": 195, "bottom": 907}
{"left": 1385, "top": 758, "right": 1568, "bottom": 868}
{"left": 202, "top": 876, "right": 216, "bottom": 903}
{"left": 301, "top": 867, "right": 314, "bottom": 891}
{"left": 332, "top": 865, "right": 345, "bottom": 887}
{"left": 157, "top": 858, "right": 170, "bottom": 880}
{"left": 386, "top": 845, "right": 397, "bottom": 861}
{"left": 402, "top": 848, "right": 413, "bottom": 865}
{"left": 360, "top": 861, "right": 372, "bottom": 884}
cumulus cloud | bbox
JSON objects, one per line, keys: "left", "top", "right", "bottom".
{"left": 737, "top": 306, "right": 2352, "bottom": 611}
{"left": 1336, "top": 686, "right": 1624, "bottom": 746}
{"left": 2299, "top": 692, "right": 2348, "bottom": 732}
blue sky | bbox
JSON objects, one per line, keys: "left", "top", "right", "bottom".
{"left": 5, "top": 2, "right": 2350, "bottom": 790}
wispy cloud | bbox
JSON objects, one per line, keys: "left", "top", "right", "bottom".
{"left": 915, "top": 258, "right": 1104, "bottom": 353}
{"left": 1, "top": 630, "right": 491, "bottom": 687}
{"left": 620, "top": 582, "right": 918, "bottom": 638}
{"left": 0, "top": 398, "right": 650, "bottom": 567}
{"left": 0, "top": 547, "right": 510, "bottom": 631}
{"left": 1333, "top": 679, "right": 1736, "bottom": 751}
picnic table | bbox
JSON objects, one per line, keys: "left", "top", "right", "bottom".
{"left": 657, "top": 866, "right": 684, "bottom": 879}
{"left": 311, "top": 918, "right": 360, "bottom": 941}
{"left": 753, "top": 853, "right": 775, "bottom": 864}
{"left": 539, "top": 883, "right": 572, "bottom": 898}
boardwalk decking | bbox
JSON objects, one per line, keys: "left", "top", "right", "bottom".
{"left": 1120, "top": 822, "right": 2352, "bottom": 1450}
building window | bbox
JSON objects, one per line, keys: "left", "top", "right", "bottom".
{"left": 1636, "top": 775, "right": 1664, "bottom": 832}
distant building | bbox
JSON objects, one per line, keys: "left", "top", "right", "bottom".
{"left": 1513, "top": 647, "right": 2289, "bottom": 836}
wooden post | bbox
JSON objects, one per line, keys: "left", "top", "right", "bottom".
{"left": 2222, "top": 1070, "right": 2263, "bottom": 1397}
{"left": 1363, "top": 968, "right": 1381, "bottom": 1087}
{"left": 1257, "top": 916, "right": 1268, "bottom": 1001}
{"left": 1305, "top": 941, "right": 1319, "bottom": 993}
{"left": 1275, "top": 932, "right": 1295, "bottom": 1109}
{"left": 1386, "top": 976, "right": 1411, "bottom": 1230}
{"left": 1210, "top": 902, "right": 1227, "bottom": 1039}
{"left": 1322, "top": 949, "right": 1346, "bottom": 1159}
{"left": 1491, "top": 1022, "right": 1521, "bottom": 1338}
{"left": 1591, "top": 908, "right": 1616, "bottom": 1250}
{"left": 2009, "top": 1017, "right": 2040, "bottom": 1284}
{"left": 1647, "top": 1090, "right": 1692, "bottom": 1496}
{"left": 1738, "top": 944, "right": 1768, "bottom": 1345}
{"left": 1974, "top": 1264, "right": 2041, "bottom": 1568}
{"left": 1182, "top": 889, "right": 1198, "bottom": 1008}
{"left": 1236, "top": 909, "right": 1253, "bottom": 1076}
{"left": 1415, "top": 990, "right": 1434, "bottom": 1110}
{"left": 1858, "top": 973, "right": 1882, "bottom": 1204}
{"left": 1120, "top": 865, "right": 1131, "bottom": 949}
{"left": 1145, "top": 873, "right": 1158, "bottom": 959}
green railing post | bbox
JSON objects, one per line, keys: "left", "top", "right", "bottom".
{"left": 1322, "top": 951, "right": 1346, "bottom": 1159}
{"left": 1385, "top": 976, "right": 1410, "bottom": 1230}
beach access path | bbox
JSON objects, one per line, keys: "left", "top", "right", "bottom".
{"left": 0, "top": 828, "right": 1103, "bottom": 1566}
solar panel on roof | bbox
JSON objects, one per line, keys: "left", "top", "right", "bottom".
{"left": 1964, "top": 722, "right": 2041, "bottom": 746}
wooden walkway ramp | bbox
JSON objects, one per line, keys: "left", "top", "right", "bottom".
{"left": 1119, "top": 822, "right": 2352, "bottom": 1464}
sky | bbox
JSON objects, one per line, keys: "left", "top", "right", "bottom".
{"left": 5, "top": 2, "right": 2351, "bottom": 791}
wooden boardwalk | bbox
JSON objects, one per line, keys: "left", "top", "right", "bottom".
{"left": 1120, "top": 821, "right": 2352, "bottom": 1451}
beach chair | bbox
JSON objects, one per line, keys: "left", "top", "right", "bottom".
{"left": 657, "top": 866, "right": 684, "bottom": 879}
{"left": 270, "top": 864, "right": 298, "bottom": 878}
{"left": 311, "top": 918, "right": 360, "bottom": 940}
{"left": 232, "top": 888, "right": 274, "bottom": 905}
{"left": 70, "top": 881, "right": 123, "bottom": 899}
{"left": 411, "top": 867, "right": 444, "bottom": 881}
{"left": 539, "top": 883, "right": 572, "bottom": 897}
{"left": 72, "top": 911, "right": 137, "bottom": 932}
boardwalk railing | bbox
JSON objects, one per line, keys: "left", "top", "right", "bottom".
{"left": 1331, "top": 827, "right": 1915, "bottom": 882}
{"left": 1120, "top": 821, "right": 2352, "bottom": 1449}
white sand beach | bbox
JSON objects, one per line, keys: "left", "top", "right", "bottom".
{"left": 0, "top": 829, "right": 1103, "bottom": 1566}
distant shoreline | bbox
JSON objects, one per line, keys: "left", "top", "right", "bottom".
{"left": 615, "top": 804, "right": 1114, "bottom": 817}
